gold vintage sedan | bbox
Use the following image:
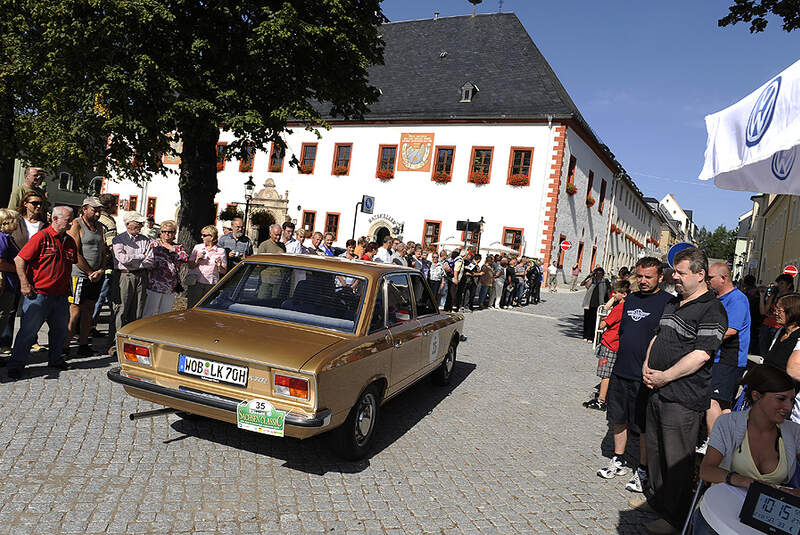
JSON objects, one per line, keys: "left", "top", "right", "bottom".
{"left": 107, "top": 254, "right": 464, "bottom": 459}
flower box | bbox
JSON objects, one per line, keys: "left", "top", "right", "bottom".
{"left": 332, "top": 166, "right": 348, "bottom": 176}
{"left": 432, "top": 171, "right": 451, "bottom": 184}
{"left": 508, "top": 174, "right": 530, "bottom": 187}
{"left": 615, "top": 228, "right": 622, "bottom": 234}
{"left": 566, "top": 183, "right": 578, "bottom": 195}
{"left": 585, "top": 196, "right": 595, "bottom": 207}
{"left": 269, "top": 165, "right": 282, "bottom": 173}
{"left": 298, "top": 165, "right": 313, "bottom": 174}
{"left": 376, "top": 169, "right": 394, "bottom": 181}
{"left": 469, "top": 171, "right": 490, "bottom": 185}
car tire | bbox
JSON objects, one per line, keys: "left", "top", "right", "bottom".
{"left": 432, "top": 342, "right": 456, "bottom": 386}
{"left": 333, "top": 384, "right": 381, "bottom": 461}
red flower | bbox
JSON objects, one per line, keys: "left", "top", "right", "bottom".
{"left": 508, "top": 174, "right": 530, "bottom": 187}
{"left": 332, "top": 166, "right": 348, "bottom": 176}
{"left": 585, "top": 196, "right": 595, "bottom": 207}
{"left": 469, "top": 171, "right": 490, "bottom": 185}
{"left": 566, "top": 183, "right": 578, "bottom": 195}
{"left": 432, "top": 171, "right": 451, "bottom": 183}
{"left": 298, "top": 165, "right": 313, "bottom": 174}
{"left": 376, "top": 168, "right": 394, "bottom": 181}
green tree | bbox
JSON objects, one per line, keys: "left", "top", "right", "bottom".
{"left": 1, "top": 1, "right": 385, "bottom": 247}
{"left": 696, "top": 225, "right": 737, "bottom": 262}
{"left": 719, "top": 0, "right": 800, "bottom": 32}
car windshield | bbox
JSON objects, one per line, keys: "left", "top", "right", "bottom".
{"left": 198, "top": 262, "right": 367, "bottom": 333}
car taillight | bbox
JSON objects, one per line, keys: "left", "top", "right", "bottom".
{"left": 274, "top": 374, "right": 309, "bottom": 400}
{"left": 123, "top": 343, "right": 152, "bottom": 366}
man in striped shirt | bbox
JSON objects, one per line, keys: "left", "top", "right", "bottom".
{"left": 633, "top": 247, "right": 728, "bottom": 534}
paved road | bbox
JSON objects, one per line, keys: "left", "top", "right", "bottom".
{"left": 0, "top": 291, "right": 656, "bottom": 534}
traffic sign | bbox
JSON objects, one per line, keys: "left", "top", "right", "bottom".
{"left": 785, "top": 265, "right": 798, "bottom": 277}
{"left": 667, "top": 242, "right": 695, "bottom": 267}
{"left": 361, "top": 195, "right": 374, "bottom": 214}
{"left": 560, "top": 240, "right": 571, "bottom": 251}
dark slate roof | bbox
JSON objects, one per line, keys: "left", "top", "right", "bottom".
{"left": 329, "top": 13, "right": 582, "bottom": 121}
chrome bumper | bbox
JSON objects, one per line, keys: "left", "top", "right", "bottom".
{"left": 107, "top": 367, "right": 331, "bottom": 428}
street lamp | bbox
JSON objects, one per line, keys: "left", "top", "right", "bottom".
{"left": 243, "top": 175, "right": 256, "bottom": 232}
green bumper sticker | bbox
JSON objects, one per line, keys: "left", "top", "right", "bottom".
{"left": 237, "top": 399, "right": 286, "bottom": 437}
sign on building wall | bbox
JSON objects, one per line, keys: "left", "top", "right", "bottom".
{"left": 398, "top": 133, "right": 435, "bottom": 172}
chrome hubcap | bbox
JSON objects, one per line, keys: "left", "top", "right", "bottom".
{"left": 355, "top": 393, "right": 376, "bottom": 445}
{"left": 445, "top": 348, "right": 454, "bottom": 374}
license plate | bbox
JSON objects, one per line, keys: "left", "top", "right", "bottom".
{"left": 177, "top": 354, "right": 248, "bottom": 387}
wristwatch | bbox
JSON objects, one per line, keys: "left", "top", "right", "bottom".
{"left": 726, "top": 471, "right": 737, "bottom": 485}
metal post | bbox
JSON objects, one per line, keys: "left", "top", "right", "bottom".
{"left": 463, "top": 219, "right": 469, "bottom": 251}
{"left": 351, "top": 201, "right": 362, "bottom": 240}
{"left": 243, "top": 198, "right": 251, "bottom": 235}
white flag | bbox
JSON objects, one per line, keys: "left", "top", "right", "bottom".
{"left": 699, "top": 58, "right": 800, "bottom": 193}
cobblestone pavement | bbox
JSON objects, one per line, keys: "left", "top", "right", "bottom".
{"left": 0, "top": 290, "right": 658, "bottom": 534}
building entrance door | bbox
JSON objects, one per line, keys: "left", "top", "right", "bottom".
{"left": 375, "top": 226, "right": 391, "bottom": 244}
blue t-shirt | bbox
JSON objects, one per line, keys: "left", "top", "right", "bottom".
{"left": 0, "top": 232, "right": 20, "bottom": 291}
{"left": 611, "top": 289, "right": 674, "bottom": 380}
{"left": 715, "top": 287, "right": 751, "bottom": 367}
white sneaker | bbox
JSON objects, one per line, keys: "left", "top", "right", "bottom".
{"left": 696, "top": 438, "right": 708, "bottom": 455}
{"left": 626, "top": 469, "right": 645, "bottom": 493}
{"left": 597, "top": 457, "right": 631, "bottom": 479}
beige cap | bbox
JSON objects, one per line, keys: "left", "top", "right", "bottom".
{"left": 82, "top": 196, "right": 102, "bottom": 208}
{"left": 123, "top": 211, "right": 146, "bottom": 225}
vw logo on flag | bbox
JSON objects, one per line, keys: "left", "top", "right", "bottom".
{"left": 746, "top": 76, "right": 781, "bottom": 147}
{"left": 771, "top": 147, "right": 796, "bottom": 181}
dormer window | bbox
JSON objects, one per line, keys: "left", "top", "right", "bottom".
{"left": 460, "top": 82, "right": 479, "bottom": 102}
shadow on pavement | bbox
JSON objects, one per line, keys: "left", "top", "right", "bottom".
{"left": 168, "top": 360, "right": 477, "bottom": 474}
{"left": 557, "top": 313, "right": 584, "bottom": 340}
{"left": 0, "top": 351, "right": 116, "bottom": 382}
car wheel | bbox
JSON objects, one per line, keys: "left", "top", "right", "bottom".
{"left": 333, "top": 385, "right": 380, "bottom": 460}
{"left": 432, "top": 342, "right": 456, "bottom": 386}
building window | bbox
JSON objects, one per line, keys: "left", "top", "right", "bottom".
{"left": 508, "top": 147, "right": 533, "bottom": 178}
{"left": 146, "top": 197, "right": 157, "bottom": 218}
{"left": 238, "top": 144, "right": 255, "bottom": 173}
{"left": 376, "top": 145, "right": 397, "bottom": 175}
{"left": 332, "top": 143, "right": 352, "bottom": 175}
{"left": 108, "top": 194, "right": 120, "bottom": 216}
{"left": 299, "top": 143, "right": 317, "bottom": 173}
{"left": 557, "top": 234, "right": 567, "bottom": 266}
{"left": 590, "top": 246, "right": 597, "bottom": 270}
{"left": 268, "top": 143, "right": 284, "bottom": 172}
{"left": 469, "top": 146, "right": 493, "bottom": 183}
{"left": 216, "top": 142, "right": 228, "bottom": 172}
{"left": 503, "top": 227, "right": 523, "bottom": 252}
{"left": 462, "top": 230, "right": 480, "bottom": 251}
{"left": 324, "top": 213, "right": 340, "bottom": 240}
{"left": 302, "top": 211, "right": 316, "bottom": 233}
{"left": 460, "top": 82, "right": 478, "bottom": 102}
{"left": 566, "top": 155, "right": 577, "bottom": 187}
{"left": 58, "top": 172, "right": 73, "bottom": 191}
{"left": 586, "top": 170, "right": 594, "bottom": 199}
{"left": 577, "top": 241, "right": 585, "bottom": 270}
{"left": 422, "top": 220, "right": 441, "bottom": 250}
{"left": 129, "top": 195, "right": 138, "bottom": 212}
{"left": 599, "top": 179, "right": 607, "bottom": 213}
{"left": 432, "top": 146, "right": 455, "bottom": 181}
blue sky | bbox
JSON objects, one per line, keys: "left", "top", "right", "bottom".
{"left": 381, "top": 0, "right": 800, "bottom": 230}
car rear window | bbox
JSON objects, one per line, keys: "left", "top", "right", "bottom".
{"left": 198, "top": 262, "right": 367, "bottom": 333}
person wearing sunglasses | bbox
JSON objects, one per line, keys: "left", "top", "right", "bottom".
{"left": 763, "top": 293, "right": 800, "bottom": 421}
{"left": 142, "top": 220, "right": 188, "bottom": 317}
{"left": 186, "top": 226, "right": 227, "bottom": 308}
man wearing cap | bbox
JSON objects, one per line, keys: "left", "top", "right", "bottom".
{"left": 143, "top": 216, "right": 159, "bottom": 239}
{"left": 221, "top": 220, "right": 232, "bottom": 237}
{"left": 65, "top": 197, "right": 107, "bottom": 358}
{"left": 8, "top": 206, "right": 77, "bottom": 379}
{"left": 8, "top": 167, "right": 48, "bottom": 211}
{"left": 111, "top": 212, "right": 154, "bottom": 342}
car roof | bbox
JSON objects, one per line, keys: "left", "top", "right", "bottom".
{"left": 241, "top": 253, "right": 416, "bottom": 281}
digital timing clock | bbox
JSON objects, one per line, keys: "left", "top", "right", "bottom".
{"left": 740, "top": 481, "right": 800, "bottom": 534}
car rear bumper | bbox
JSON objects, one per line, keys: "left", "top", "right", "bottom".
{"left": 107, "top": 367, "right": 331, "bottom": 428}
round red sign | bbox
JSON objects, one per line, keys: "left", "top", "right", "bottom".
{"left": 560, "top": 240, "right": 571, "bottom": 251}
{"left": 785, "top": 265, "right": 798, "bottom": 277}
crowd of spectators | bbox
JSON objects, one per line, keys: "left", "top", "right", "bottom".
{"left": 580, "top": 248, "right": 800, "bottom": 534}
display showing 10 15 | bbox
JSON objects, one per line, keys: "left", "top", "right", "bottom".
{"left": 753, "top": 494, "right": 800, "bottom": 533}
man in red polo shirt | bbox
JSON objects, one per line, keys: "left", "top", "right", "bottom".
{"left": 8, "top": 206, "right": 77, "bottom": 379}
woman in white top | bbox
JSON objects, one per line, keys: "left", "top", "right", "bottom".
{"left": 11, "top": 191, "right": 46, "bottom": 248}
{"left": 694, "top": 365, "right": 800, "bottom": 534}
